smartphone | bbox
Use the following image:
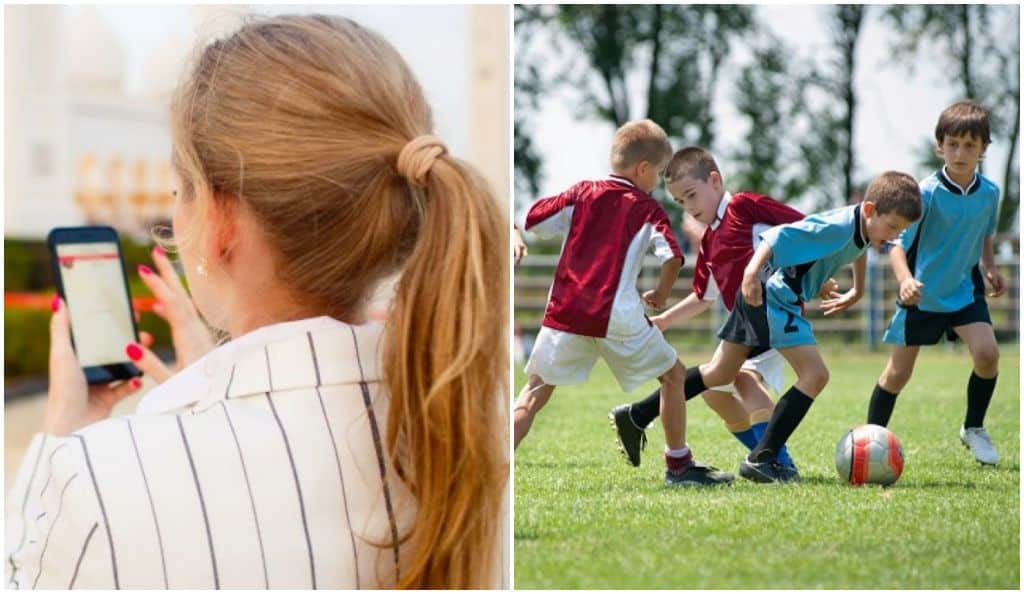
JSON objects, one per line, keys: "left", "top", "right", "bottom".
{"left": 47, "top": 226, "right": 142, "bottom": 384}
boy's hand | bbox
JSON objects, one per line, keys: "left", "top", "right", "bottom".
{"left": 642, "top": 289, "right": 667, "bottom": 310}
{"left": 741, "top": 271, "right": 762, "bottom": 306}
{"left": 513, "top": 228, "right": 528, "bottom": 266}
{"left": 818, "top": 278, "right": 839, "bottom": 300}
{"left": 650, "top": 313, "right": 669, "bottom": 331}
{"left": 820, "top": 288, "right": 861, "bottom": 316}
{"left": 986, "top": 268, "right": 1006, "bottom": 298}
{"left": 898, "top": 277, "right": 924, "bottom": 305}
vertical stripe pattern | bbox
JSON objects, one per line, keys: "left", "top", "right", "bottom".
{"left": 176, "top": 417, "right": 219, "bottom": 588}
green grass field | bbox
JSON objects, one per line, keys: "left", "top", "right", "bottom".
{"left": 514, "top": 346, "right": 1020, "bottom": 589}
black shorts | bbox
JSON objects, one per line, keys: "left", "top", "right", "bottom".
{"left": 717, "top": 286, "right": 773, "bottom": 358}
{"left": 883, "top": 295, "right": 992, "bottom": 346}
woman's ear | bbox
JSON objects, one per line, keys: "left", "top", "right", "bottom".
{"left": 207, "top": 193, "right": 239, "bottom": 265}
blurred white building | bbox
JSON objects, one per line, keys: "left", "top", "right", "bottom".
{"left": 4, "top": 5, "right": 509, "bottom": 240}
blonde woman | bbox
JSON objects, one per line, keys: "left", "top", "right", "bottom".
{"left": 6, "top": 15, "right": 508, "bottom": 589}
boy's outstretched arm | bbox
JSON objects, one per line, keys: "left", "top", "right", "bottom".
{"left": 981, "top": 235, "right": 1006, "bottom": 298}
{"left": 888, "top": 245, "right": 923, "bottom": 305}
{"left": 821, "top": 252, "right": 865, "bottom": 316}
{"left": 650, "top": 292, "right": 713, "bottom": 330}
{"left": 741, "top": 241, "right": 773, "bottom": 306}
{"left": 642, "top": 257, "right": 682, "bottom": 309}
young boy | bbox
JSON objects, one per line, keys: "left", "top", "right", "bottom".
{"left": 865, "top": 101, "right": 1006, "bottom": 465}
{"left": 670, "top": 171, "right": 922, "bottom": 483}
{"left": 609, "top": 147, "right": 805, "bottom": 470}
{"left": 514, "top": 120, "right": 733, "bottom": 487}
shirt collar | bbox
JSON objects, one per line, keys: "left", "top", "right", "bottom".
{"left": 709, "top": 191, "right": 732, "bottom": 230}
{"left": 852, "top": 203, "right": 866, "bottom": 249}
{"left": 136, "top": 316, "right": 383, "bottom": 415}
{"left": 939, "top": 166, "right": 981, "bottom": 195}
{"left": 606, "top": 174, "right": 636, "bottom": 188}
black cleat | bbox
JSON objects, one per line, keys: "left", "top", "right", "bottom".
{"left": 739, "top": 450, "right": 800, "bottom": 484}
{"left": 609, "top": 404, "right": 646, "bottom": 467}
{"left": 665, "top": 461, "right": 736, "bottom": 487}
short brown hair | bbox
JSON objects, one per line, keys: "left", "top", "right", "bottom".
{"left": 664, "top": 146, "right": 720, "bottom": 184}
{"left": 935, "top": 100, "right": 991, "bottom": 145}
{"left": 865, "top": 171, "right": 922, "bottom": 221}
{"left": 610, "top": 119, "right": 673, "bottom": 171}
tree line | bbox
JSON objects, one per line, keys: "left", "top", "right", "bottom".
{"left": 514, "top": 4, "right": 1020, "bottom": 232}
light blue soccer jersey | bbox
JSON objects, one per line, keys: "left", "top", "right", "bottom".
{"left": 760, "top": 204, "right": 869, "bottom": 303}
{"left": 898, "top": 169, "right": 999, "bottom": 312}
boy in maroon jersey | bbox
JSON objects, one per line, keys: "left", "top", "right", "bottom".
{"left": 611, "top": 147, "right": 805, "bottom": 470}
{"left": 514, "top": 121, "right": 733, "bottom": 487}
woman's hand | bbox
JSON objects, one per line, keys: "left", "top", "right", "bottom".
{"left": 44, "top": 298, "right": 142, "bottom": 436}
{"left": 129, "top": 246, "right": 215, "bottom": 380}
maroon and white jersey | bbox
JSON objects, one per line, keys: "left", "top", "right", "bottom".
{"left": 525, "top": 175, "right": 682, "bottom": 339}
{"left": 693, "top": 191, "right": 804, "bottom": 311}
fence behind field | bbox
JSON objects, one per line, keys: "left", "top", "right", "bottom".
{"left": 515, "top": 234, "right": 1019, "bottom": 347}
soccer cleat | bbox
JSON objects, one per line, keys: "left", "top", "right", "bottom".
{"left": 738, "top": 450, "right": 800, "bottom": 484}
{"left": 775, "top": 445, "right": 797, "bottom": 471}
{"left": 664, "top": 461, "right": 735, "bottom": 487}
{"left": 609, "top": 404, "right": 647, "bottom": 467}
{"left": 960, "top": 426, "right": 999, "bottom": 465}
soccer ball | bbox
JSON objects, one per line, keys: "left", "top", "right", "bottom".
{"left": 835, "top": 424, "right": 904, "bottom": 486}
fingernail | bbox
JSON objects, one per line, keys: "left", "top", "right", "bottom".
{"left": 138, "top": 264, "right": 152, "bottom": 276}
{"left": 130, "top": 378, "right": 142, "bottom": 389}
{"left": 51, "top": 295, "right": 60, "bottom": 312}
{"left": 126, "top": 343, "right": 143, "bottom": 361}
{"left": 153, "top": 245, "right": 166, "bottom": 258}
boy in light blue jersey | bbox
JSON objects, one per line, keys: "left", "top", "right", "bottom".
{"left": 674, "top": 172, "right": 922, "bottom": 483}
{"left": 866, "top": 101, "right": 1007, "bottom": 465}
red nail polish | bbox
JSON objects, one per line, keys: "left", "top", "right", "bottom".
{"left": 51, "top": 295, "right": 60, "bottom": 312}
{"left": 153, "top": 245, "right": 166, "bottom": 258}
{"left": 126, "top": 343, "right": 143, "bottom": 361}
{"left": 138, "top": 264, "right": 152, "bottom": 276}
{"left": 130, "top": 378, "right": 142, "bottom": 389}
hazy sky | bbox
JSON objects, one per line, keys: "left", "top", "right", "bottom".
{"left": 523, "top": 5, "right": 1017, "bottom": 211}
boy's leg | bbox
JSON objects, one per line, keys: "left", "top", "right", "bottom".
{"left": 953, "top": 321, "right": 1000, "bottom": 464}
{"left": 513, "top": 375, "right": 556, "bottom": 449}
{"left": 702, "top": 389, "right": 760, "bottom": 449}
{"left": 658, "top": 360, "right": 735, "bottom": 487}
{"left": 734, "top": 369, "right": 795, "bottom": 469}
{"left": 610, "top": 340, "right": 750, "bottom": 466}
{"left": 867, "top": 345, "right": 920, "bottom": 426}
{"left": 740, "top": 345, "right": 828, "bottom": 483}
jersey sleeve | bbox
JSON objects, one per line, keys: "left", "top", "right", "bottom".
{"left": 691, "top": 235, "right": 716, "bottom": 301}
{"left": 760, "top": 215, "right": 853, "bottom": 269}
{"left": 6, "top": 434, "right": 113, "bottom": 589}
{"left": 524, "top": 183, "right": 581, "bottom": 239}
{"left": 897, "top": 182, "right": 932, "bottom": 252}
{"left": 987, "top": 186, "right": 1000, "bottom": 236}
{"left": 743, "top": 193, "right": 804, "bottom": 226}
{"left": 649, "top": 206, "right": 684, "bottom": 264}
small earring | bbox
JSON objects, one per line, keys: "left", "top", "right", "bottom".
{"left": 196, "top": 258, "right": 208, "bottom": 277}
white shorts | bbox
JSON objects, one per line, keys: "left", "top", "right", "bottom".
{"left": 525, "top": 325, "right": 679, "bottom": 393}
{"left": 708, "top": 343, "right": 785, "bottom": 396}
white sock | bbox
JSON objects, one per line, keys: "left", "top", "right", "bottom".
{"left": 665, "top": 444, "right": 691, "bottom": 458}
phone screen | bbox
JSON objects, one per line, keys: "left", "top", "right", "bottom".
{"left": 55, "top": 242, "right": 135, "bottom": 367}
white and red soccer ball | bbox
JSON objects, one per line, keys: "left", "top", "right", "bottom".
{"left": 835, "top": 424, "right": 904, "bottom": 486}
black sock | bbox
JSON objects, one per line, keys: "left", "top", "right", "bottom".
{"left": 964, "top": 372, "right": 997, "bottom": 428}
{"left": 683, "top": 367, "right": 707, "bottom": 400}
{"left": 867, "top": 384, "right": 899, "bottom": 427}
{"left": 752, "top": 386, "right": 814, "bottom": 459}
{"left": 629, "top": 389, "right": 662, "bottom": 428}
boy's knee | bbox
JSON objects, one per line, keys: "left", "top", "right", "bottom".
{"left": 800, "top": 366, "right": 829, "bottom": 395}
{"left": 662, "top": 361, "right": 686, "bottom": 386}
{"left": 973, "top": 343, "right": 999, "bottom": 371}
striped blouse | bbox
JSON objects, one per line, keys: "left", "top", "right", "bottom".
{"left": 6, "top": 316, "right": 507, "bottom": 588}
